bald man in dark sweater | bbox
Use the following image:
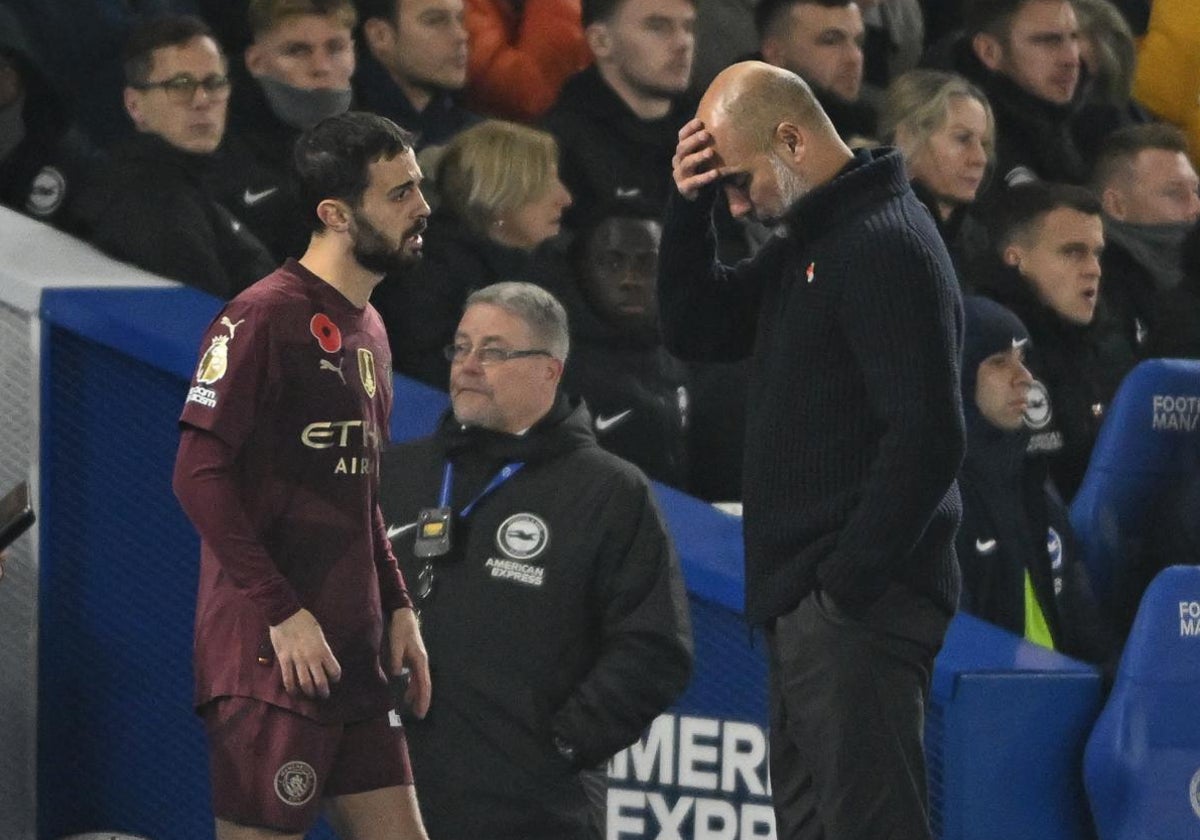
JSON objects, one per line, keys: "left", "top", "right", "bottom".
{"left": 659, "top": 61, "right": 964, "bottom": 840}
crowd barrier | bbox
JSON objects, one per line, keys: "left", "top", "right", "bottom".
{"left": 0, "top": 208, "right": 1105, "bottom": 839}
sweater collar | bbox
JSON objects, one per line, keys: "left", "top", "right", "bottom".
{"left": 781, "top": 147, "right": 910, "bottom": 246}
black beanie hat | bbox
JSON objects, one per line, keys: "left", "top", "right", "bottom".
{"left": 962, "top": 295, "right": 1031, "bottom": 403}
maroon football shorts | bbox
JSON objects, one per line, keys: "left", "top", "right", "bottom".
{"left": 202, "top": 696, "right": 413, "bottom": 832}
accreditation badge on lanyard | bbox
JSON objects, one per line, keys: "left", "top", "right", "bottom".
{"left": 413, "top": 461, "right": 524, "bottom": 558}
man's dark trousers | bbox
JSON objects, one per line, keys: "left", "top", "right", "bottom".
{"left": 766, "top": 582, "right": 950, "bottom": 840}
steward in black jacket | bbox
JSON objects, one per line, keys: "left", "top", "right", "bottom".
{"left": 379, "top": 396, "right": 693, "bottom": 840}
{"left": 75, "top": 132, "right": 274, "bottom": 298}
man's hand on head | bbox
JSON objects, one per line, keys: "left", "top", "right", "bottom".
{"left": 672, "top": 118, "right": 721, "bottom": 201}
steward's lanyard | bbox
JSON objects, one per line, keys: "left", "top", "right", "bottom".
{"left": 439, "top": 461, "right": 524, "bottom": 517}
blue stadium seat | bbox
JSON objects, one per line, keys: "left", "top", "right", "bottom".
{"left": 1083, "top": 565, "right": 1200, "bottom": 839}
{"left": 1069, "top": 359, "right": 1200, "bottom": 619}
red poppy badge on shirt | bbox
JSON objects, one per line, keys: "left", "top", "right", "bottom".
{"left": 310, "top": 313, "right": 342, "bottom": 353}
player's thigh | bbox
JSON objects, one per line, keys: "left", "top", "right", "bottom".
{"left": 203, "top": 697, "right": 339, "bottom": 834}
{"left": 214, "top": 816, "right": 304, "bottom": 840}
{"left": 326, "top": 784, "right": 426, "bottom": 840}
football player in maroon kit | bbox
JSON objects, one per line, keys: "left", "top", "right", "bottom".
{"left": 174, "top": 111, "right": 433, "bottom": 839}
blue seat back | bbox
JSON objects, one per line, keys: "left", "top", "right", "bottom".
{"left": 1084, "top": 565, "right": 1200, "bottom": 839}
{"left": 1069, "top": 359, "right": 1200, "bottom": 616}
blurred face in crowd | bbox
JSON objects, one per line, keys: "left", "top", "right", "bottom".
{"left": 491, "top": 169, "right": 572, "bottom": 251}
{"left": 975, "top": 344, "right": 1034, "bottom": 431}
{"left": 1005, "top": 207, "right": 1104, "bottom": 325}
{"left": 1103, "top": 149, "right": 1200, "bottom": 226}
{"left": 246, "top": 12, "right": 355, "bottom": 91}
{"left": 762, "top": 2, "right": 865, "bottom": 102}
{"left": 124, "top": 35, "right": 229, "bottom": 154}
{"left": 902, "top": 95, "right": 991, "bottom": 220}
{"left": 340, "top": 150, "right": 430, "bottom": 273}
{"left": 592, "top": 0, "right": 696, "bottom": 100}
{"left": 580, "top": 216, "right": 662, "bottom": 332}
{"left": 449, "top": 303, "right": 562, "bottom": 433}
{"left": 975, "top": 0, "right": 1081, "bottom": 105}
{"left": 365, "top": 0, "right": 468, "bottom": 104}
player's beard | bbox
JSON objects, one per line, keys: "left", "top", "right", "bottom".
{"left": 350, "top": 209, "right": 425, "bottom": 274}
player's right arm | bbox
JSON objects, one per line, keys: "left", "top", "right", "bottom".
{"left": 176, "top": 303, "right": 341, "bottom": 699}
{"left": 173, "top": 428, "right": 342, "bottom": 699}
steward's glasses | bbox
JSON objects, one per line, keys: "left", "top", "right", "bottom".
{"left": 443, "top": 343, "right": 553, "bottom": 366}
{"left": 132, "top": 73, "right": 231, "bottom": 103}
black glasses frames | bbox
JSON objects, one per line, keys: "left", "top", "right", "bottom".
{"left": 132, "top": 73, "right": 231, "bottom": 103}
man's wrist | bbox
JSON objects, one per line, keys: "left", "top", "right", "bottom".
{"left": 391, "top": 605, "right": 418, "bottom": 623}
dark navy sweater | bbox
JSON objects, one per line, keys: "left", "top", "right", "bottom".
{"left": 658, "top": 148, "right": 965, "bottom": 622}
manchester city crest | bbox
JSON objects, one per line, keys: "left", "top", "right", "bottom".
{"left": 274, "top": 760, "right": 317, "bottom": 806}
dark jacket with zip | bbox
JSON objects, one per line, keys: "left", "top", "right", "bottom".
{"left": 378, "top": 396, "right": 693, "bottom": 840}
{"left": 957, "top": 410, "right": 1109, "bottom": 663}
{"left": 75, "top": 132, "right": 274, "bottom": 298}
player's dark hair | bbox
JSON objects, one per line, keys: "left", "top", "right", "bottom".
{"left": 122, "top": 15, "right": 220, "bottom": 86}
{"left": 294, "top": 111, "right": 415, "bottom": 232}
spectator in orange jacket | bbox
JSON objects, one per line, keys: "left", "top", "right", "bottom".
{"left": 463, "top": 0, "right": 591, "bottom": 122}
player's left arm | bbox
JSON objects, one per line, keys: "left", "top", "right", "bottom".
{"left": 372, "top": 503, "right": 431, "bottom": 718}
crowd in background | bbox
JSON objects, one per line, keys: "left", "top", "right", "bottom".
{"left": 2, "top": 0, "right": 1199, "bottom": 659}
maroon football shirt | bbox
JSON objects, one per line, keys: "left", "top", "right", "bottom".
{"left": 180, "top": 259, "right": 408, "bottom": 723}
